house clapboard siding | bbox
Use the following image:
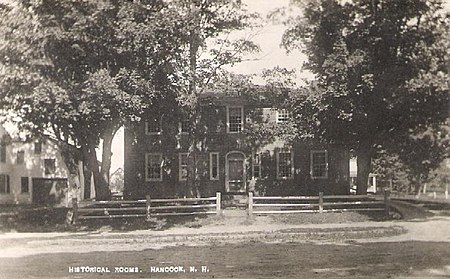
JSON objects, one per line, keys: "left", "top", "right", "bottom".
{"left": 0, "top": 124, "right": 77, "bottom": 206}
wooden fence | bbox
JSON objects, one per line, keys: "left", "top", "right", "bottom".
{"left": 248, "top": 191, "right": 390, "bottom": 216}
{"left": 72, "top": 192, "right": 221, "bottom": 224}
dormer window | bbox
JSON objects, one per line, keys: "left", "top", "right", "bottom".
{"left": 276, "top": 109, "right": 290, "bottom": 123}
{"left": 227, "top": 106, "right": 243, "bottom": 133}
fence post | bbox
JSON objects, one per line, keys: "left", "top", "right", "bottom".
{"left": 433, "top": 191, "right": 437, "bottom": 199}
{"left": 216, "top": 192, "right": 221, "bottom": 216}
{"left": 72, "top": 197, "right": 78, "bottom": 225}
{"left": 248, "top": 191, "right": 253, "bottom": 217}
{"left": 384, "top": 189, "right": 390, "bottom": 217}
{"left": 319, "top": 192, "right": 323, "bottom": 213}
{"left": 146, "top": 195, "right": 151, "bottom": 221}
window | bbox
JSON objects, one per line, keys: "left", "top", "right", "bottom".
{"left": 227, "top": 106, "right": 243, "bottom": 133}
{"left": 277, "top": 150, "right": 293, "bottom": 179}
{"left": 0, "top": 143, "right": 6, "bottom": 163}
{"left": 34, "top": 142, "right": 42, "bottom": 154}
{"left": 277, "top": 109, "right": 290, "bottom": 123}
{"left": 44, "top": 159, "right": 56, "bottom": 175}
{"left": 0, "top": 174, "right": 10, "bottom": 194}
{"left": 210, "top": 152, "right": 219, "bottom": 180}
{"left": 252, "top": 152, "right": 262, "bottom": 179}
{"left": 16, "top": 151, "right": 24, "bottom": 164}
{"left": 179, "top": 153, "right": 188, "bottom": 181}
{"left": 21, "top": 177, "right": 29, "bottom": 193}
{"left": 145, "top": 153, "right": 163, "bottom": 181}
{"left": 311, "top": 150, "right": 328, "bottom": 179}
{"left": 145, "top": 116, "right": 162, "bottom": 135}
{"left": 179, "top": 120, "right": 189, "bottom": 134}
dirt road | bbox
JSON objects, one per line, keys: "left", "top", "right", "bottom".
{"left": 1, "top": 215, "right": 450, "bottom": 278}
{"left": 1, "top": 241, "right": 450, "bottom": 278}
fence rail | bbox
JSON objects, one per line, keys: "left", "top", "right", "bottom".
{"left": 72, "top": 192, "right": 221, "bottom": 224}
{"left": 248, "top": 191, "right": 390, "bottom": 216}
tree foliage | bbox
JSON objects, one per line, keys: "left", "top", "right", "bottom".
{"left": 163, "top": 0, "right": 260, "bottom": 197}
{"left": 0, "top": 0, "right": 184, "bottom": 199}
{"left": 283, "top": 0, "right": 449, "bottom": 193}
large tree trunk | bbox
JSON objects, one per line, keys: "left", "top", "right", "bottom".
{"left": 356, "top": 144, "right": 373, "bottom": 195}
{"left": 185, "top": 110, "right": 202, "bottom": 198}
{"left": 185, "top": 25, "right": 201, "bottom": 198}
{"left": 100, "top": 125, "right": 119, "bottom": 189}
{"left": 83, "top": 145, "right": 110, "bottom": 201}
{"left": 57, "top": 144, "right": 85, "bottom": 203}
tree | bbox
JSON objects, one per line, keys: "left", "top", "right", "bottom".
{"left": 373, "top": 122, "right": 449, "bottom": 194}
{"left": 0, "top": 0, "right": 184, "bottom": 199}
{"left": 282, "top": 0, "right": 449, "bottom": 194}
{"left": 166, "top": 0, "right": 260, "bottom": 197}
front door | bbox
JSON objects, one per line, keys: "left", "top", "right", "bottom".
{"left": 226, "top": 152, "right": 246, "bottom": 192}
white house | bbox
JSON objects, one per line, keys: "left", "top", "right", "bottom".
{"left": 0, "top": 125, "right": 79, "bottom": 206}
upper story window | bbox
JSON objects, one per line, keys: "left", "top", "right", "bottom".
{"left": 44, "top": 159, "right": 56, "bottom": 175}
{"left": 252, "top": 152, "right": 262, "bottom": 179}
{"left": 179, "top": 119, "right": 189, "bottom": 134}
{"left": 179, "top": 153, "right": 188, "bottom": 181}
{"left": 210, "top": 152, "right": 219, "bottom": 180}
{"left": 277, "top": 149, "right": 293, "bottom": 179}
{"left": 0, "top": 143, "right": 6, "bottom": 163}
{"left": 145, "top": 153, "right": 163, "bottom": 181}
{"left": 16, "top": 151, "right": 25, "bottom": 164}
{"left": 34, "top": 142, "right": 42, "bottom": 155}
{"left": 227, "top": 106, "right": 243, "bottom": 133}
{"left": 145, "top": 116, "right": 162, "bottom": 135}
{"left": 311, "top": 150, "right": 328, "bottom": 179}
{"left": 0, "top": 174, "right": 10, "bottom": 194}
{"left": 276, "top": 109, "right": 290, "bottom": 123}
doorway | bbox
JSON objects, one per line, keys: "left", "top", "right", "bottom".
{"left": 225, "top": 151, "right": 246, "bottom": 193}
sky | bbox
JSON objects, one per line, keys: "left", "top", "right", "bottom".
{"left": 109, "top": 0, "right": 450, "bottom": 172}
{"left": 110, "top": 0, "right": 301, "bottom": 172}
{"left": 1, "top": 0, "right": 449, "bottom": 173}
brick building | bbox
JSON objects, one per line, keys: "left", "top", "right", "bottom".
{"left": 124, "top": 91, "right": 350, "bottom": 199}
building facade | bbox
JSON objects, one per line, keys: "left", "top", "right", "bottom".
{"left": 0, "top": 125, "right": 73, "bottom": 206}
{"left": 124, "top": 93, "right": 350, "bottom": 199}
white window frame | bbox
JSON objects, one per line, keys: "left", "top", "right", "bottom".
{"left": 226, "top": 106, "right": 244, "bottom": 133}
{"left": 310, "top": 150, "right": 328, "bottom": 179}
{"left": 178, "top": 120, "right": 189, "bottom": 135}
{"left": 145, "top": 153, "right": 163, "bottom": 181}
{"left": 276, "top": 109, "right": 290, "bottom": 123}
{"left": 252, "top": 152, "right": 262, "bottom": 179}
{"left": 145, "top": 116, "right": 162, "bottom": 135}
{"left": 276, "top": 149, "right": 294, "bottom": 180}
{"left": 209, "top": 152, "right": 219, "bottom": 180}
{"left": 178, "top": 153, "right": 188, "bottom": 181}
